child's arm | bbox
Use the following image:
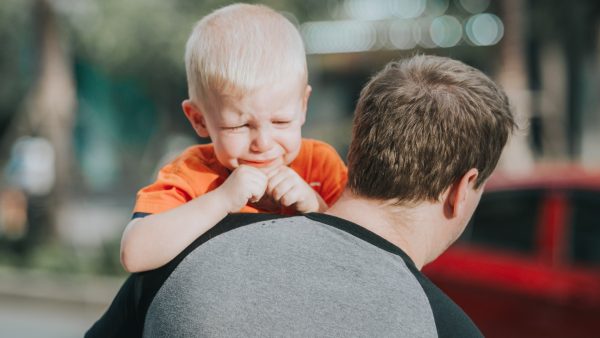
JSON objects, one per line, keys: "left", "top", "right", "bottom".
{"left": 266, "top": 166, "right": 328, "bottom": 213}
{"left": 120, "top": 165, "right": 268, "bottom": 273}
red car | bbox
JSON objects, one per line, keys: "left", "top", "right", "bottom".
{"left": 423, "top": 166, "right": 600, "bottom": 338}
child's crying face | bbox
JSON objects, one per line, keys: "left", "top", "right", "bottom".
{"left": 202, "top": 78, "right": 311, "bottom": 173}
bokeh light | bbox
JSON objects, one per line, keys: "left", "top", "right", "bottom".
{"left": 430, "top": 15, "right": 463, "bottom": 47}
{"left": 301, "top": 20, "right": 377, "bottom": 54}
{"left": 388, "top": 20, "right": 418, "bottom": 49}
{"left": 344, "top": 0, "right": 393, "bottom": 21}
{"left": 427, "top": 0, "right": 450, "bottom": 16}
{"left": 391, "top": 0, "right": 427, "bottom": 19}
{"left": 465, "top": 13, "right": 504, "bottom": 46}
{"left": 413, "top": 17, "right": 437, "bottom": 48}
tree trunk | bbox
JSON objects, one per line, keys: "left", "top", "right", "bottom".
{"left": 19, "top": 0, "right": 76, "bottom": 242}
{"left": 496, "top": 0, "right": 535, "bottom": 174}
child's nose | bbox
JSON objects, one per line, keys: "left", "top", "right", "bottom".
{"left": 251, "top": 128, "right": 273, "bottom": 152}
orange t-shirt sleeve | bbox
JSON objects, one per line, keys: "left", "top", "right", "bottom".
{"left": 133, "top": 146, "right": 222, "bottom": 215}
{"left": 305, "top": 140, "right": 348, "bottom": 206}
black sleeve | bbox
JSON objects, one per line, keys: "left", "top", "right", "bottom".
{"left": 86, "top": 210, "right": 150, "bottom": 337}
{"left": 412, "top": 271, "right": 484, "bottom": 338}
{"left": 85, "top": 274, "right": 144, "bottom": 337}
{"left": 132, "top": 212, "right": 151, "bottom": 219}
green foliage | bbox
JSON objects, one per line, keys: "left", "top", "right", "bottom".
{"left": 55, "top": 0, "right": 328, "bottom": 78}
{"left": 0, "top": 235, "right": 127, "bottom": 276}
{"left": 0, "top": 0, "right": 35, "bottom": 121}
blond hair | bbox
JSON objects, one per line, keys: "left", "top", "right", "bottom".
{"left": 185, "top": 4, "right": 307, "bottom": 111}
{"left": 348, "top": 55, "right": 516, "bottom": 203}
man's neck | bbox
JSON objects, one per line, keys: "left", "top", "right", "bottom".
{"left": 325, "top": 190, "right": 440, "bottom": 270}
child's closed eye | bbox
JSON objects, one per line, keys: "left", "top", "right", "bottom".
{"left": 222, "top": 124, "right": 249, "bottom": 132}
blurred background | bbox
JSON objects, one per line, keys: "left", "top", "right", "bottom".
{"left": 0, "top": 0, "right": 599, "bottom": 337}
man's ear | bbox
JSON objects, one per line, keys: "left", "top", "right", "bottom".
{"left": 443, "top": 168, "right": 480, "bottom": 218}
{"left": 182, "top": 100, "right": 210, "bottom": 138}
{"left": 300, "top": 85, "right": 312, "bottom": 125}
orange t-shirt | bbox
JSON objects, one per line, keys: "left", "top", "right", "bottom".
{"left": 133, "top": 139, "right": 348, "bottom": 215}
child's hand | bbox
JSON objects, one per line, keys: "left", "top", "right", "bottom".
{"left": 266, "top": 166, "right": 326, "bottom": 213}
{"left": 218, "top": 165, "right": 268, "bottom": 212}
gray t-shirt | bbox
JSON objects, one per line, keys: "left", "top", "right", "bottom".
{"left": 86, "top": 213, "right": 482, "bottom": 338}
{"left": 144, "top": 215, "right": 482, "bottom": 337}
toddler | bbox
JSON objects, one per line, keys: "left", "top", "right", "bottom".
{"left": 120, "top": 4, "right": 348, "bottom": 272}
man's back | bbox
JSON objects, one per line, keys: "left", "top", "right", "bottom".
{"left": 142, "top": 213, "right": 481, "bottom": 337}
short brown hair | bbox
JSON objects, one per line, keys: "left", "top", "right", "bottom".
{"left": 347, "top": 55, "right": 515, "bottom": 203}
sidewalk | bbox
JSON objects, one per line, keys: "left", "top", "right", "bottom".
{"left": 0, "top": 266, "right": 125, "bottom": 338}
{"left": 0, "top": 266, "right": 124, "bottom": 306}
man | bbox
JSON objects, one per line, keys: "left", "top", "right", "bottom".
{"left": 87, "top": 55, "right": 515, "bottom": 337}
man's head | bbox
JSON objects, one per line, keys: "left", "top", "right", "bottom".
{"left": 348, "top": 55, "right": 515, "bottom": 204}
{"left": 344, "top": 55, "right": 515, "bottom": 263}
{"left": 181, "top": 4, "right": 310, "bottom": 172}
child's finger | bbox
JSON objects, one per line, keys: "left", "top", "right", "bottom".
{"left": 250, "top": 176, "right": 268, "bottom": 201}
{"left": 270, "top": 179, "right": 296, "bottom": 202}
{"left": 280, "top": 188, "right": 301, "bottom": 207}
{"left": 264, "top": 165, "right": 283, "bottom": 179}
{"left": 238, "top": 166, "right": 268, "bottom": 186}
{"left": 266, "top": 172, "right": 289, "bottom": 195}
{"left": 268, "top": 165, "right": 296, "bottom": 180}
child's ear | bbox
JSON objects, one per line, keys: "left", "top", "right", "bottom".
{"left": 300, "top": 85, "right": 312, "bottom": 125}
{"left": 182, "top": 100, "right": 210, "bottom": 138}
